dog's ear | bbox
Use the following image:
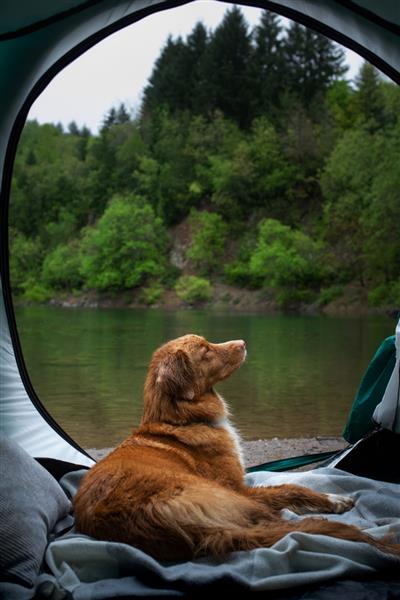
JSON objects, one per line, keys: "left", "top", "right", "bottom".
{"left": 155, "top": 349, "right": 196, "bottom": 400}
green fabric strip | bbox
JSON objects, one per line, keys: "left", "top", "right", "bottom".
{"left": 246, "top": 449, "right": 342, "bottom": 473}
{"left": 342, "top": 335, "right": 396, "bottom": 444}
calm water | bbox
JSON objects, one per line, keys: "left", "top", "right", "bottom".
{"left": 15, "top": 306, "right": 395, "bottom": 447}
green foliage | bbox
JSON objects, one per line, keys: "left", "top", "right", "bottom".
{"left": 368, "top": 282, "right": 400, "bottom": 308}
{"left": 284, "top": 21, "right": 347, "bottom": 105}
{"left": 361, "top": 124, "right": 400, "bottom": 284}
{"left": 316, "top": 285, "right": 344, "bottom": 307}
{"left": 175, "top": 275, "right": 213, "bottom": 305}
{"left": 80, "top": 195, "right": 168, "bottom": 291}
{"left": 21, "top": 281, "right": 52, "bottom": 303}
{"left": 251, "top": 11, "right": 285, "bottom": 121}
{"left": 224, "top": 261, "right": 255, "bottom": 288}
{"left": 320, "top": 128, "right": 377, "bottom": 282}
{"left": 137, "top": 110, "right": 195, "bottom": 225}
{"left": 9, "top": 230, "right": 44, "bottom": 293}
{"left": 8, "top": 8, "right": 400, "bottom": 313}
{"left": 354, "top": 62, "right": 386, "bottom": 130}
{"left": 187, "top": 210, "right": 227, "bottom": 275}
{"left": 321, "top": 119, "right": 400, "bottom": 290}
{"left": 249, "top": 219, "right": 326, "bottom": 306}
{"left": 207, "top": 117, "right": 298, "bottom": 220}
{"left": 140, "top": 282, "right": 164, "bottom": 305}
{"left": 142, "top": 8, "right": 346, "bottom": 129}
{"left": 325, "top": 80, "right": 356, "bottom": 131}
{"left": 41, "top": 242, "right": 83, "bottom": 290}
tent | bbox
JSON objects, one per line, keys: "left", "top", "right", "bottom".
{"left": 1, "top": 1, "right": 399, "bottom": 598}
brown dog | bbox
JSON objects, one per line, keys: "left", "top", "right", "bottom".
{"left": 74, "top": 334, "right": 400, "bottom": 561}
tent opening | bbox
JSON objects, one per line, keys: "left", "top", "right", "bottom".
{"left": 5, "top": 1, "right": 400, "bottom": 458}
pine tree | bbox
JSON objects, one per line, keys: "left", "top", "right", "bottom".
{"left": 68, "top": 121, "right": 80, "bottom": 136}
{"left": 200, "top": 6, "right": 253, "bottom": 128}
{"left": 284, "top": 22, "right": 347, "bottom": 106}
{"left": 251, "top": 11, "right": 285, "bottom": 120}
{"left": 116, "top": 103, "right": 131, "bottom": 124}
{"left": 101, "top": 107, "right": 117, "bottom": 131}
{"left": 142, "top": 35, "right": 192, "bottom": 116}
{"left": 185, "top": 22, "right": 209, "bottom": 115}
{"left": 354, "top": 62, "right": 386, "bottom": 130}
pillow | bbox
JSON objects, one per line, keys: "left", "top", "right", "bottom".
{"left": 0, "top": 433, "right": 71, "bottom": 587}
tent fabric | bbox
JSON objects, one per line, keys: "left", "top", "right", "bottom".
{"left": 1, "top": 0, "right": 400, "bottom": 462}
{"left": 0, "top": 1, "right": 103, "bottom": 38}
{"left": 373, "top": 319, "right": 400, "bottom": 433}
{"left": 0, "top": 284, "right": 93, "bottom": 465}
{"left": 343, "top": 334, "right": 397, "bottom": 444}
{"left": 258, "top": 0, "right": 400, "bottom": 82}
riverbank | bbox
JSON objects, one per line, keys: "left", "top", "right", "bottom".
{"left": 43, "top": 281, "right": 398, "bottom": 317}
{"left": 86, "top": 436, "right": 348, "bottom": 469}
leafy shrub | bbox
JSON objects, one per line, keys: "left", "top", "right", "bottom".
{"left": 140, "top": 282, "right": 164, "bottom": 305}
{"left": 175, "top": 275, "right": 212, "bottom": 305}
{"left": 9, "top": 230, "right": 43, "bottom": 293}
{"left": 223, "top": 231, "right": 259, "bottom": 288}
{"left": 187, "top": 210, "right": 228, "bottom": 276}
{"left": 249, "top": 218, "right": 326, "bottom": 306}
{"left": 368, "top": 282, "right": 400, "bottom": 308}
{"left": 225, "top": 257, "right": 265, "bottom": 288}
{"left": 80, "top": 194, "right": 168, "bottom": 291}
{"left": 317, "top": 285, "right": 344, "bottom": 307}
{"left": 20, "top": 280, "right": 52, "bottom": 303}
{"left": 41, "top": 241, "right": 83, "bottom": 290}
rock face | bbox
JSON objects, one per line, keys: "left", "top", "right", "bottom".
{"left": 169, "top": 218, "right": 191, "bottom": 270}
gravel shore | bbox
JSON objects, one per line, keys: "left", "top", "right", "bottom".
{"left": 86, "top": 436, "right": 347, "bottom": 469}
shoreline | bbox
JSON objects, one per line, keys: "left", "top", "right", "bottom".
{"left": 86, "top": 436, "right": 348, "bottom": 469}
{"left": 13, "top": 280, "right": 397, "bottom": 318}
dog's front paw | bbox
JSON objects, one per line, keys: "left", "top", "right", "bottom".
{"left": 327, "top": 493, "right": 354, "bottom": 513}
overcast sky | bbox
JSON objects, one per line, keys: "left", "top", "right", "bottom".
{"left": 28, "top": 2, "right": 364, "bottom": 134}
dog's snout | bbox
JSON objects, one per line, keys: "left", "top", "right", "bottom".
{"left": 233, "top": 340, "right": 247, "bottom": 359}
{"left": 233, "top": 339, "right": 246, "bottom": 350}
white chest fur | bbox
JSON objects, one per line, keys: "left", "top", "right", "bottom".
{"left": 214, "top": 393, "right": 245, "bottom": 468}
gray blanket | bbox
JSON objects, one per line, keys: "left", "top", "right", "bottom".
{"left": 17, "top": 468, "right": 400, "bottom": 598}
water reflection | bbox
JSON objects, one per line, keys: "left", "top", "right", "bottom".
{"left": 15, "top": 306, "right": 394, "bottom": 447}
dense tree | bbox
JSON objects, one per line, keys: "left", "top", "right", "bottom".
{"left": 80, "top": 195, "right": 168, "bottom": 290}
{"left": 284, "top": 22, "right": 347, "bottom": 107}
{"left": 353, "top": 62, "right": 386, "bottom": 130}
{"left": 142, "top": 36, "right": 193, "bottom": 117}
{"left": 41, "top": 241, "right": 83, "bottom": 290}
{"left": 362, "top": 124, "right": 400, "bottom": 286}
{"left": 251, "top": 11, "right": 285, "bottom": 121}
{"left": 208, "top": 117, "right": 298, "bottom": 221}
{"left": 8, "top": 7, "right": 400, "bottom": 311}
{"left": 186, "top": 210, "right": 228, "bottom": 275}
{"left": 194, "top": 6, "right": 253, "bottom": 127}
{"left": 320, "top": 128, "right": 378, "bottom": 284}
{"left": 249, "top": 218, "right": 326, "bottom": 305}
{"left": 10, "top": 121, "right": 88, "bottom": 240}
{"left": 183, "top": 22, "right": 210, "bottom": 115}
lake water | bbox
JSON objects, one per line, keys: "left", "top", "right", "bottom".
{"left": 14, "top": 306, "right": 395, "bottom": 448}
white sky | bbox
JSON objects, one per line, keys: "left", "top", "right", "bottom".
{"left": 28, "top": 1, "right": 364, "bottom": 134}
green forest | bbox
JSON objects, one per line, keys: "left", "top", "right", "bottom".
{"left": 10, "top": 7, "right": 400, "bottom": 312}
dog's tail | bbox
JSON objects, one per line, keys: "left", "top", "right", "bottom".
{"left": 120, "top": 481, "right": 400, "bottom": 561}
{"left": 193, "top": 517, "right": 400, "bottom": 559}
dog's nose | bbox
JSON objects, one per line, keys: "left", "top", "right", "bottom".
{"left": 234, "top": 340, "right": 246, "bottom": 349}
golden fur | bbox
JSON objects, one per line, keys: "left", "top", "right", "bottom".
{"left": 74, "top": 334, "right": 400, "bottom": 561}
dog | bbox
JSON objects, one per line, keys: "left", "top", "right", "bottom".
{"left": 74, "top": 334, "right": 400, "bottom": 561}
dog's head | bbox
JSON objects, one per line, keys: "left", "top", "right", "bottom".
{"left": 142, "top": 334, "right": 246, "bottom": 424}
